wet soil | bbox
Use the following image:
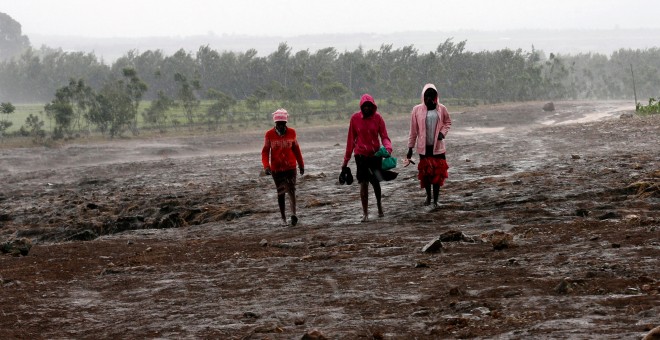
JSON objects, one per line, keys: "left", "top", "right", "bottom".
{"left": 1, "top": 101, "right": 658, "bottom": 339}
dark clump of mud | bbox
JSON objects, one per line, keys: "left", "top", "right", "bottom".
{"left": 0, "top": 101, "right": 658, "bottom": 339}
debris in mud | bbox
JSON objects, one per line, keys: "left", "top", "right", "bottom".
{"left": 1, "top": 237, "right": 32, "bottom": 256}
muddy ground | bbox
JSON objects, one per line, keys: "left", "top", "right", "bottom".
{"left": 0, "top": 101, "right": 658, "bottom": 339}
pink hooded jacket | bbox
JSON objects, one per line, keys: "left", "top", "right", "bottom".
{"left": 343, "top": 94, "right": 393, "bottom": 167}
{"left": 407, "top": 83, "right": 451, "bottom": 155}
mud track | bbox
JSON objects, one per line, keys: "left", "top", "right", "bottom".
{"left": 1, "top": 101, "right": 658, "bottom": 339}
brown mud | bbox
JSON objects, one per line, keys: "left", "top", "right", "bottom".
{"left": 1, "top": 100, "right": 658, "bottom": 339}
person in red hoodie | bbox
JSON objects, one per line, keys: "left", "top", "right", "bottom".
{"left": 262, "top": 108, "right": 304, "bottom": 226}
{"left": 341, "top": 94, "right": 393, "bottom": 222}
{"left": 405, "top": 83, "right": 451, "bottom": 208}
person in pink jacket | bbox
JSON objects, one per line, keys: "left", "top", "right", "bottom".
{"left": 405, "top": 83, "right": 451, "bottom": 207}
{"left": 342, "top": 94, "right": 393, "bottom": 222}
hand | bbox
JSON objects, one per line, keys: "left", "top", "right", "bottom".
{"left": 264, "top": 168, "right": 272, "bottom": 175}
{"left": 299, "top": 167, "right": 304, "bottom": 175}
{"left": 406, "top": 148, "right": 413, "bottom": 160}
{"left": 437, "top": 132, "right": 445, "bottom": 140}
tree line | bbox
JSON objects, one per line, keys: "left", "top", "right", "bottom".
{"left": 2, "top": 41, "right": 659, "bottom": 106}
{"left": 1, "top": 41, "right": 660, "bottom": 139}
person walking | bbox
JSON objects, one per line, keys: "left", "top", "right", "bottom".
{"left": 341, "top": 94, "right": 393, "bottom": 222}
{"left": 405, "top": 83, "right": 451, "bottom": 208}
{"left": 261, "top": 108, "right": 304, "bottom": 226}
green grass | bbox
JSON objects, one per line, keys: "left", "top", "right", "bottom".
{"left": 2, "top": 98, "right": 464, "bottom": 135}
{"left": 2, "top": 103, "right": 47, "bottom": 133}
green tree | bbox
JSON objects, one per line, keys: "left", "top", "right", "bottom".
{"left": 61, "top": 78, "right": 95, "bottom": 133}
{"left": 44, "top": 91, "right": 75, "bottom": 139}
{"left": 87, "top": 80, "right": 134, "bottom": 138}
{"left": 0, "top": 101, "right": 15, "bottom": 137}
{"left": 320, "top": 82, "right": 350, "bottom": 119}
{"left": 0, "top": 12, "right": 30, "bottom": 61}
{"left": 143, "top": 90, "right": 176, "bottom": 131}
{"left": 22, "top": 113, "right": 46, "bottom": 143}
{"left": 245, "top": 87, "right": 267, "bottom": 120}
{"left": 174, "top": 72, "right": 200, "bottom": 128}
{"left": 122, "top": 68, "right": 148, "bottom": 135}
{"left": 206, "top": 88, "right": 236, "bottom": 129}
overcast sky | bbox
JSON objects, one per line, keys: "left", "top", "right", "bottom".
{"left": 3, "top": 0, "right": 660, "bottom": 38}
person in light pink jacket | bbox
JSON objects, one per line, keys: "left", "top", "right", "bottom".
{"left": 405, "top": 83, "right": 451, "bottom": 207}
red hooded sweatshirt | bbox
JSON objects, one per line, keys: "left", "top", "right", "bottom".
{"left": 342, "top": 94, "right": 393, "bottom": 167}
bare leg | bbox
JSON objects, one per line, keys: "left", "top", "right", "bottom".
{"left": 288, "top": 189, "right": 298, "bottom": 226}
{"left": 371, "top": 178, "right": 384, "bottom": 217}
{"left": 360, "top": 182, "right": 369, "bottom": 221}
{"left": 277, "top": 194, "right": 286, "bottom": 224}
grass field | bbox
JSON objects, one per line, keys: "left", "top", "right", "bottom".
{"left": 1, "top": 98, "right": 421, "bottom": 135}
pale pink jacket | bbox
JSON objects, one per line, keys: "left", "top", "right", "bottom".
{"left": 407, "top": 83, "right": 451, "bottom": 155}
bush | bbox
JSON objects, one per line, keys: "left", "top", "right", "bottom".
{"left": 636, "top": 97, "right": 660, "bottom": 114}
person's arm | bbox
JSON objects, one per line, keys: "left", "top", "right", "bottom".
{"left": 342, "top": 116, "right": 356, "bottom": 167}
{"left": 291, "top": 132, "right": 304, "bottom": 174}
{"left": 407, "top": 107, "right": 418, "bottom": 159}
{"left": 378, "top": 115, "right": 393, "bottom": 154}
{"left": 439, "top": 105, "right": 451, "bottom": 138}
{"left": 261, "top": 132, "right": 272, "bottom": 174}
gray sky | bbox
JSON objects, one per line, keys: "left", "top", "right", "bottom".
{"left": 3, "top": 0, "right": 660, "bottom": 38}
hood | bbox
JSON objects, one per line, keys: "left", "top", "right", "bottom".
{"left": 359, "top": 93, "right": 377, "bottom": 111}
{"left": 421, "top": 83, "right": 439, "bottom": 104}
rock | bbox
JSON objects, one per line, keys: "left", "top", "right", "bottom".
{"left": 576, "top": 208, "right": 590, "bottom": 217}
{"left": 543, "top": 102, "right": 555, "bottom": 111}
{"left": 571, "top": 154, "right": 581, "bottom": 160}
{"left": 598, "top": 211, "right": 619, "bottom": 220}
{"left": 554, "top": 277, "right": 573, "bottom": 294}
{"left": 448, "top": 286, "right": 465, "bottom": 296}
{"left": 482, "top": 230, "right": 513, "bottom": 250}
{"left": 421, "top": 238, "right": 443, "bottom": 253}
{"left": 471, "top": 307, "right": 491, "bottom": 315}
{"left": 643, "top": 325, "right": 660, "bottom": 340}
{"left": 439, "top": 230, "right": 467, "bottom": 242}
{"left": 259, "top": 239, "right": 268, "bottom": 247}
{"left": 243, "top": 311, "right": 260, "bottom": 319}
{"left": 302, "top": 329, "right": 328, "bottom": 340}
{"left": 620, "top": 112, "right": 634, "bottom": 119}
{"left": 411, "top": 309, "right": 430, "bottom": 317}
